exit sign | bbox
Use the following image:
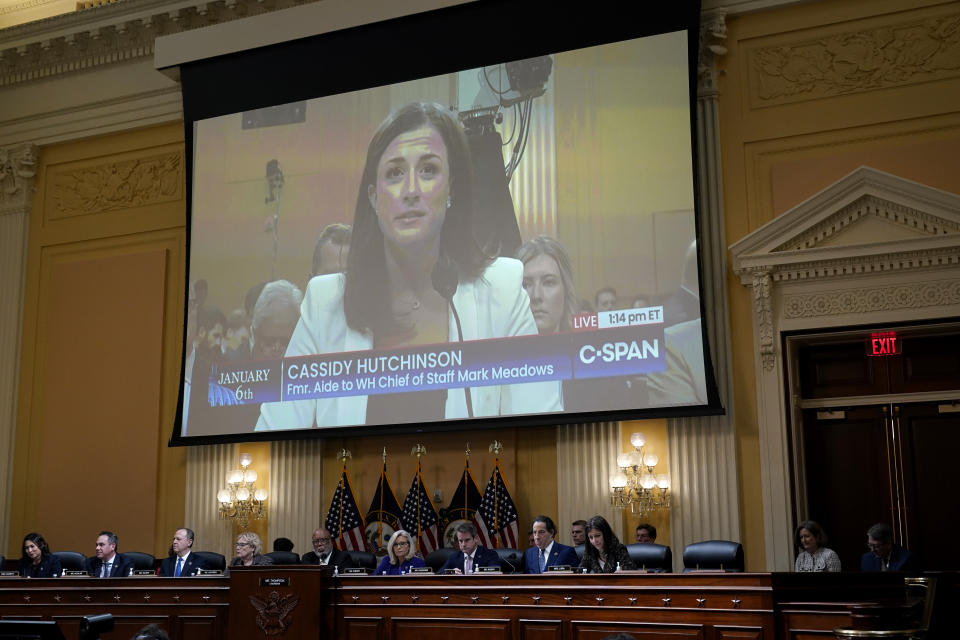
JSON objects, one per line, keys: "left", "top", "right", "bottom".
{"left": 867, "top": 331, "right": 901, "bottom": 356}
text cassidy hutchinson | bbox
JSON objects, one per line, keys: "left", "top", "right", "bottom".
{"left": 286, "top": 349, "right": 463, "bottom": 380}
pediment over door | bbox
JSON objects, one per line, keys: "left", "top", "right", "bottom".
{"left": 730, "top": 166, "right": 960, "bottom": 284}
{"left": 727, "top": 166, "right": 960, "bottom": 571}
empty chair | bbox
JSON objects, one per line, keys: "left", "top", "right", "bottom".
{"left": 682, "top": 540, "right": 744, "bottom": 572}
{"left": 191, "top": 551, "right": 226, "bottom": 571}
{"left": 626, "top": 543, "right": 673, "bottom": 572}
{"left": 264, "top": 551, "right": 300, "bottom": 564}
{"left": 124, "top": 552, "right": 156, "bottom": 572}
{"left": 51, "top": 551, "right": 86, "bottom": 572}
{"left": 494, "top": 548, "right": 521, "bottom": 574}
{"left": 425, "top": 548, "right": 456, "bottom": 572}
{"left": 346, "top": 551, "right": 377, "bottom": 571}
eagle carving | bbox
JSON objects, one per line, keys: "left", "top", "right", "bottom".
{"left": 249, "top": 590, "right": 300, "bottom": 636}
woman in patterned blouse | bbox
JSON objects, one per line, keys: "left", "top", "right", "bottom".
{"left": 794, "top": 520, "right": 841, "bottom": 572}
{"left": 579, "top": 515, "right": 635, "bottom": 573}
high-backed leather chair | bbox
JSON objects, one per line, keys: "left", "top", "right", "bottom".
{"left": 346, "top": 551, "right": 377, "bottom": 571}
{"left": 192, "top": 551, "right": 226, "bottom": 571}
{"left": 425, "top": 548, "right": 456, "bottom": 572}
{"left": 124, "top": 552, "right": 156, "bottom": 572}
{"left": 51, "top": 551, "right": 86, "bottom": 572}
{"left": 682, "top": 540, "right": 744, "bottom": 572}
{"left": 264, "top": 551, "right": 300, "bottom": 565}
{"left": 626, "top": 543, "right": 673, "bottom": 572}
{"left": 494, "top": 548, "right": 521, "bottom": 574}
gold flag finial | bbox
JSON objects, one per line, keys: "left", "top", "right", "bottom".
{"left": 489, "top": 440, "right": 503, "bottom": 456}
{"left": 465, "top": 442, "right": 471, "bottom": 458}
{"left": 411, "top": 443, "right": 427, "bottom": 459}
{"left": 338, "top": 448, "right": 352, "bottom": 464}
{"left": 382, "top": 446, "right": 387, "bottom": 463}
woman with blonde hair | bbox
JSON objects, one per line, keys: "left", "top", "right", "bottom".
{"left": 374, "top": 529, "right": 426, "bottom": 575}
{"left": 231, "top": 532, "right": 274, "bottom": 567}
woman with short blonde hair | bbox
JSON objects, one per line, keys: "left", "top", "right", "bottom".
{"left": 231, "top": 532, "right": 273, "bottom": 567}
{"left": 375, "top": 529, "right": 426, "bottom": 575}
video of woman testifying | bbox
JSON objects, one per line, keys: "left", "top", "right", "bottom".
{"left": 178, "top": 16, "right": 716, "bottom": 440}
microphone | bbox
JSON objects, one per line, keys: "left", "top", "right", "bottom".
{"left": 432, "top": 254, "right": 473, "bottom": 418}
{"left": 498, "top": 553, "right": 518, "bottom": 574}
{"left": 430, "top": 252, "right": 459, "bottom": 300}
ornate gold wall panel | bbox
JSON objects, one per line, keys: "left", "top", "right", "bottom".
{"left": 47, "top": 151, "right": 182, "bottom": 220}
{"left": 719, "top": 0, "right": 960, "bottom": 570}
{"left": 9, "top": 123, "right": 187, "bottom": 558}
{"left": 748, "top": 6, "right": 960, "bottom": 107}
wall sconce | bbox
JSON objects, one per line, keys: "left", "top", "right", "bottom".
{"left": 217, "top": 453, "right": 267, "bottom": 529}
{"left": 610, "top": 432, "right": 671, "bottom": 515}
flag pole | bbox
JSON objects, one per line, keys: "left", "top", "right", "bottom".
{"left": 412, "top": 443, "right": 426, "bottom": 556}
{"left": 489, "top": 440, "right": 503, "bottom": 548}
{"left": 378, "top": 447, "right": 387, "bottom": 552}
{"left": 337, "top": 448, "right": 351, "bottom": 550}
{"left": 464, "top": 442, "right": 471, "bottom": 517}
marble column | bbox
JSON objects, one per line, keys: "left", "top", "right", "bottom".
{"left": 666, "top": 10, "right": 742, "bottom": 570}
{"left": 0, "top": 143, "right": 37, "bottom": 554}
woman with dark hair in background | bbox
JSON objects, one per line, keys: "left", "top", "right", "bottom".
{"left": 257, "top": 102, "right": 560, "bottom": 430}
{"left": 19, "top": 532, "right": 61, "bottom": 578}
{"left": 794, "top": 520, "right": 840, "bottom": 572}
{"left": 579, "top": 515, "right": 635, "bottom": 574}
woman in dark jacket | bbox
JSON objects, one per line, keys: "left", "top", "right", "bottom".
{"left": 230, "top": 532, "right": 274, "bottom": 567}
{"left": 19, "top": 532, "right": 62, "bottom": 578}
{"left": 579, "top": 516, "right": 635, "bottom": 574}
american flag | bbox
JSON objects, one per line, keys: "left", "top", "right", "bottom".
{"left": 324, "top": 468, "right": 366, "bottom": 551}
{"left": 365, "top": 463, "right": 404, "bottom": 553}
{"left": 441, "top": 465, "right": 483, "bottom": 532}
{"left": 401, "top": 463, "right": 440, "bottom": 556}
{"left": 473, "top": 461, "right": 519, "bottom": 549}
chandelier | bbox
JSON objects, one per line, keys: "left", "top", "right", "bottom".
{"left": 609, "top": 432, "right": 671, "bottom": 515}
{"left": 216, "top": 453, "right": 268, "bottom": 529}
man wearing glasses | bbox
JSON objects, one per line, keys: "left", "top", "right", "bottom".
{"left": 301, "top": 527, "right": 355, "bottom": 571}
{"left": 861, "top": 523, "right": 919, "bottom": 572}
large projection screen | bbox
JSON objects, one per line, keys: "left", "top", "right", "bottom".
{"left": 173, "top": 0, "right": 721, "bottom": 443}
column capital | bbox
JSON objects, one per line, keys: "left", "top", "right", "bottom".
{"left": 0, "top": 143, "right": 37, "bottom": 216}
{"left": 698, "top": 9, "right": 728, "bottom": 98}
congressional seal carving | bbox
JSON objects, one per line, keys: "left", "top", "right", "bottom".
{"left": 249, "top": 590, "right": 300, "bottom": 636}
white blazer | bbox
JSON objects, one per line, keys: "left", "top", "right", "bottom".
{"left": 256, "top": 257, "right": 562, "bottom": 430}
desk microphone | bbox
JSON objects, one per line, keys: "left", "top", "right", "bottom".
{"left": 432, "top": 255, "right": 473, "bottom": 418}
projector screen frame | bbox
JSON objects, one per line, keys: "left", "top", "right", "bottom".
{"left": 171, "top": 0, "right": 722, "bottom": 446}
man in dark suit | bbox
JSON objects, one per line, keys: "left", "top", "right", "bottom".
{"left": 159, "top": 528, "right": 209, "bottom": 577}
{"left": 440, "top": 523, "right": 501, "bottom": 574}
{"left": 525, "top": 515, "right": 579, "bottom": 574}
{"left": 861, "top": 523, "right": 919, "bottom": 572}
{"left": 85, "top": 531, "right": 135, "bottom": 577}
{"left": 301, "top": 527, "right": 354, "bottom": 571}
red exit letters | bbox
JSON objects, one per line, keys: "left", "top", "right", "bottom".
{"left": 867, "top": 331, "right": 901, "bottom": 356}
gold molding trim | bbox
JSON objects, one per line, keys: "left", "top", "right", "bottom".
{"left": 749, "top": 10, "right": 960, "bottom": 107}
{"left": 783, "top": 278, "right": 960, "bottom": 319}
{"left": 49, "top": 150, "right": 182, "bottom": 219}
